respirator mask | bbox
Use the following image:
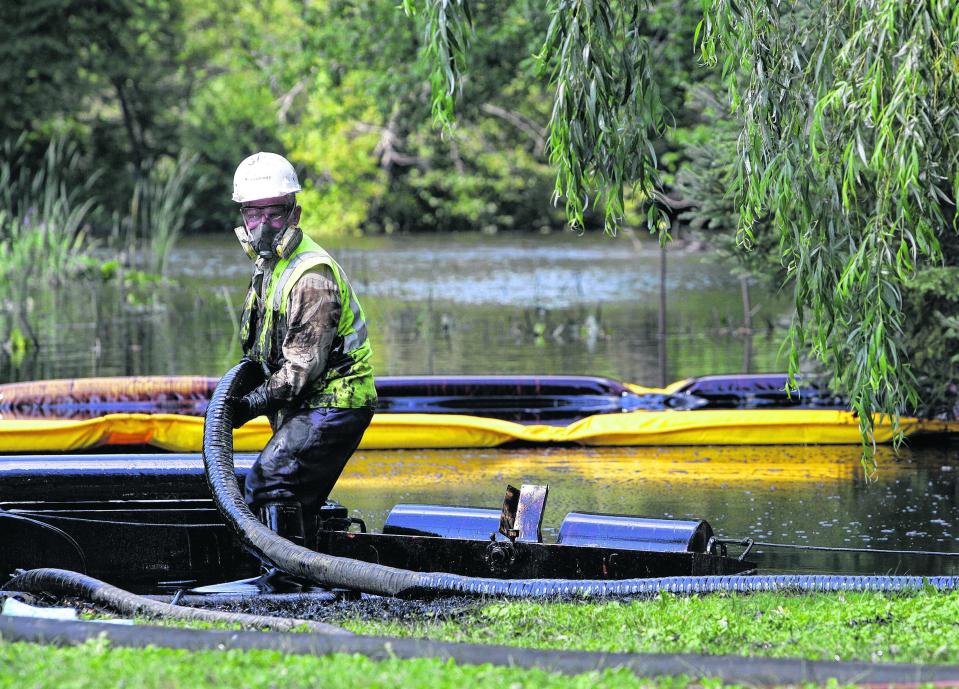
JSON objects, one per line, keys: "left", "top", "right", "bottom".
{"left": 235, "top": 203, "right": 302, "bottom": 261}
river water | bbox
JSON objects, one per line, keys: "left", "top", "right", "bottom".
{"left": 3, "top": 234, "right": 958, "bottom": 575}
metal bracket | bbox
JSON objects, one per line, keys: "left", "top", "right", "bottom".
{"left": 710, "top": 537, "right": 755, "bottom": 562}
{"left": 498, "top": 485, "right": 520, "bottom": 541}
{"left": 706, "top": 537, "right": 727, "bottom": 558}
{"left": 498, "top": 483, "right": 548, "bottom": 543}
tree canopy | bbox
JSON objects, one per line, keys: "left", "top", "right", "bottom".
{"left": 3, "top": 0, "right": 957, "bottom": 444}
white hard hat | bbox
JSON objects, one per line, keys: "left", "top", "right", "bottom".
{"left": 232, "top": 152, "right": 302, "bottom": 203}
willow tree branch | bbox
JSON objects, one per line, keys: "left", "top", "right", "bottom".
{"left": 479, "top": 103, "right": 546, "bottom": 154}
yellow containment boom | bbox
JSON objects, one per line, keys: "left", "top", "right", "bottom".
{"left": 0, "top": 410, "right": 955, "bottom": 453}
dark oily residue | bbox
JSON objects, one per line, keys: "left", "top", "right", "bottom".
{"left": 176, "top": 594, "right": 480, "bottom": 625}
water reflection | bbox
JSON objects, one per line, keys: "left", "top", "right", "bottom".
{"left": 335, "top": 444, "right": 959, "bottom": 576}
{"left": 2, "top": 235, "right": 956, "bottom": 577}
{"left": 0, "top": 235, "right": 786, "bottom": 385}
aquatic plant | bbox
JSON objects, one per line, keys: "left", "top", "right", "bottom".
{"left": 124, "top": 152, "right": 200, "bottom": 276}
{"left": 0, "top": 136, "right": 99, "bottom": 351}
{"left": 0, "top": 136, "right": 98, "bottom": 284}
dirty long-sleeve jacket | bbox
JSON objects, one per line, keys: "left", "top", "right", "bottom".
{"left": 240, "top": 233, "right": 376, "bottom": 417}
{"left": 251, "top": 261, "right": 341, "bottom": 405}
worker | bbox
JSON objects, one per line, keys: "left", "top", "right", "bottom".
{"left": 229, "top": 151, "right": 377, "bottom": 590}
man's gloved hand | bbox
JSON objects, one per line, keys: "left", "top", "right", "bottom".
{"left": 229, "top": 386, "right": 270, "bottom": 429}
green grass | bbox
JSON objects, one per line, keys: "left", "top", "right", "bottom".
{"left": 6, "top": 591, "right": 956, "bottom": 688}
{"left": 337, "top": 591, "right": 959, "bottom": 665}
{"left": 80, "top": 613, "right": 247, "bottom": 632}
{"left": 0, "top": 638, "right": 863, "bottom": 689}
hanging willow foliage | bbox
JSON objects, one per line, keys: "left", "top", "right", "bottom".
{"left": 410, "top": 0, "right": 959, "bottom": 449}
{"left": 534, "top": 0, "right": 667, "bottom": 233}
{"left": 700, "top": 0, "right": 959, "bottom": 448}
{"left": 408, "top": 0, "right": 667, "bottom": 234}
{"left": 403, "top": 0, "right": 474, "bottom": 129}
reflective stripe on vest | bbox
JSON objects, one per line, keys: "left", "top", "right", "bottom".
{"left": 238, "top": 286, "right": 257, "bottom": 353}
{"left": 342, "top": 290, "right": 368, "bottom": 353}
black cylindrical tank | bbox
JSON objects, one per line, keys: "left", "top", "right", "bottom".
{"left": 557, "top": 513, "right": 714, "bottom": 553}
{"left": 383, "top": 504, "right": 506, "bottom": 541}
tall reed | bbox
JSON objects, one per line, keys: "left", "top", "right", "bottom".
{"left": 127, "top": 152, "right": 199, "bottom": 276}
{"left": 0, "top": 136, "right": 98, "bottom": 285}
{"left": 0, "top": 136, "right": 99, "bottom": 351}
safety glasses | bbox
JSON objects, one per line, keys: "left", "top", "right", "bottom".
{"left": 241, "top": 204, "right": 293, "bottom": 229}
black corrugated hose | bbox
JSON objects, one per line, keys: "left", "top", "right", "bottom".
{"left": 2, "top": 568, "right": 348, "bottom": 634}
{"left": 204, "top": 360, "right": 959, "bottom": 598}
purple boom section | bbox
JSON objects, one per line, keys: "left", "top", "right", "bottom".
{"left": 0, "top": 373, "right": 843, "bottom": 422}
